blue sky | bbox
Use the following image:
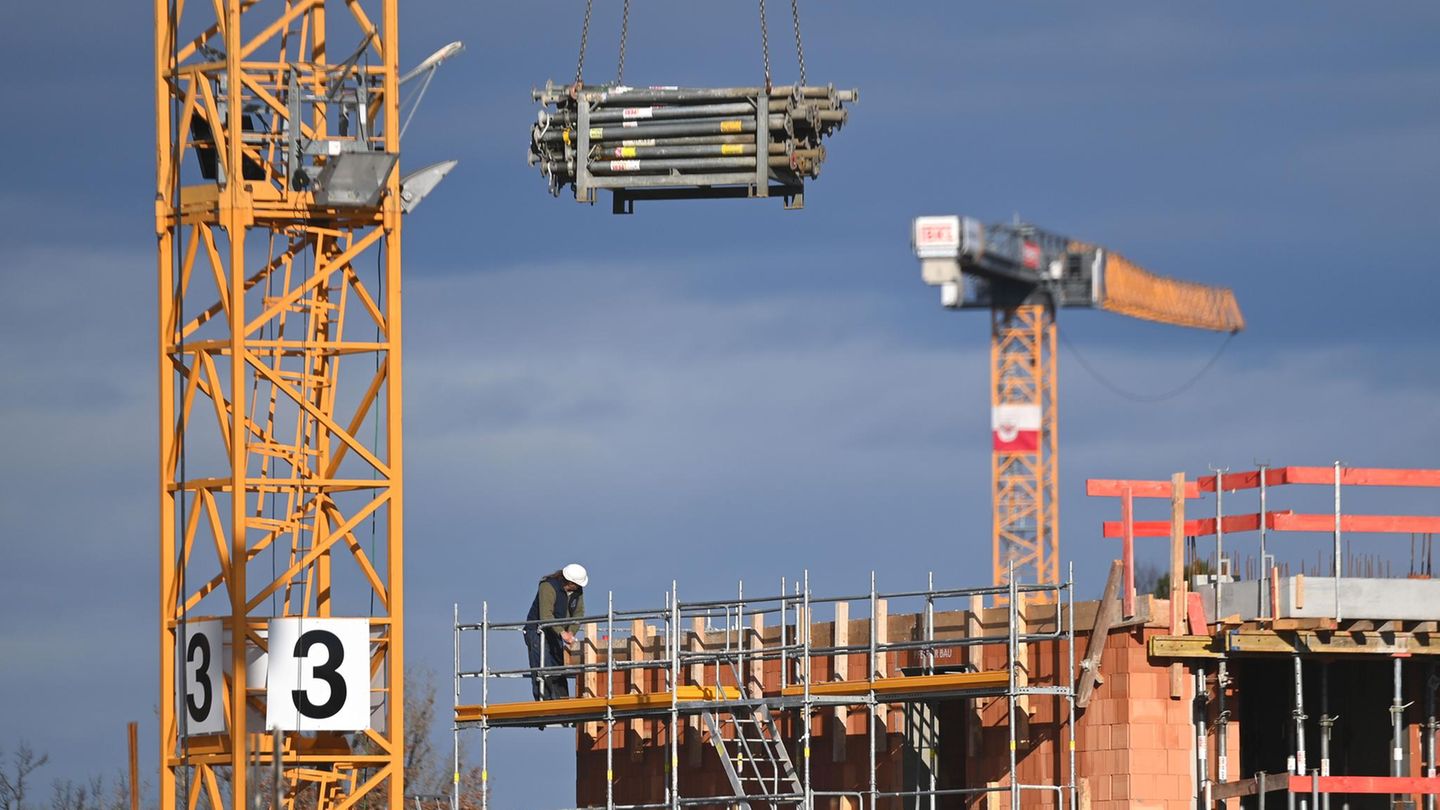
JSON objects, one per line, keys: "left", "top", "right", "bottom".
{"left": 1, "top": 2, "right": 1437, "bottom": 808}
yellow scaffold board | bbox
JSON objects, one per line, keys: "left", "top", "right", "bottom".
{"left": 779, "top": 670, "right": 1009, "bottom": 698}
{"left": 455, "top": 684, "right": 741, "bottom": 723}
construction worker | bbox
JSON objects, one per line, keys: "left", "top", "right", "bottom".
{"left": 524, "top": 563, "right": 587, "bottom": 700}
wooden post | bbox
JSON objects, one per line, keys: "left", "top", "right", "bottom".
{"left": 582, "top": 621, "right": 599, "bottom": 737}
{"left": 966, "top": 595, "right": 984, "bottom": 670}
{"left": 1170, "top": 471, "right": 1187, "bottom": 699}
{"left": 874, "top": 598, "right": 892, "bottom": 751}
{"left": 749, "top": 614, "right": 765, "bottom": 699}
{"left": 1016, "top": 593, "right": 1031, "bottom": 719}
{"left": 687, "top": 616, "right": 704, "bottom": 766}
{"left": 628, "top": 619, "right": 650, "bottom": 748}
{"left": 1076, "top": 560, "right": 1124, "bottom": 708}
{"left": 833, "top": 601, "right": 850, "bottom": 763}
{"left": 1122, "top": 484, "right": 1137, "bottom": 618}
{"left": 128, "top": 721, "right": 139, "bottom": 810}
{"left": 966, "top": 595, "right": 985, "bottom": 757}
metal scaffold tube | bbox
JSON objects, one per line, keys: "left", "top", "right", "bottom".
{"left": 669, "top": 582, "right": 679, "bottom": 810}
{"left": 607, "top": 591, "right": 615, "bottom": 810}
{"left": 1395, "top": 658, "right": 1406, "bottom": 786}
{"left": 481, "top": 602, "right": 490, "bottom": 810}
{"left": 452, "top": 604, "right": 461, "bottom": 810}
{"left": 1008, "top": 562, "right": 1020, "bottom": 810}
{"left": 1318, "top": 663, "right": 1331, "bottom": 810}
{"left": 1428, "top": 662, "right": 1437, "bottom": 810}
{"left": 802, "top": 569, "right": 813, "bottom": 809}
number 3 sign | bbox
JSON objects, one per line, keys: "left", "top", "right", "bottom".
{"left": 266, "top": 618, "right": 370, "bottom": 732}
{"left": 177, "top": 620, "right": 226, "bottom": 736}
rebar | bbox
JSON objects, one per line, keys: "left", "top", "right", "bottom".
{"left": 528, "top": 81, "right": 856, "bottom": 205}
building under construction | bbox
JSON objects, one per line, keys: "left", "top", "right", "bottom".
{"left": 454, "top": 465, "right": 1440, "bottom": 809}
{"left": 146, "top": 2, "right": 1434, "bottom": 810}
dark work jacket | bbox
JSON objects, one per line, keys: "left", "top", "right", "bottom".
{"left": 526, "top": 576, "right": 584, "bottom": 636}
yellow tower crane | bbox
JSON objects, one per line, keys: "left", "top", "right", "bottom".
{"left": 912, "top": 216, "right": 1244, "bottom": 592}
{"left": 156, "top": 4, "right": 456, "bottom": 810}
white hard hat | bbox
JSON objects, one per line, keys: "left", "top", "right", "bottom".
{"left": 562, "top": 563, "right": 589, "bottom": 588}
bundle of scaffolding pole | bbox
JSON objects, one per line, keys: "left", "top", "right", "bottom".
{"left": 528, "top": 81, "right": 857, "bottom": 210}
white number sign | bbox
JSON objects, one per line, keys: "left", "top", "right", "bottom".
{"left": 265, "top": 618, "right": 370, "bottom": 732}
{"left": 177, "top": 620, "right": 226, "bottom": 736}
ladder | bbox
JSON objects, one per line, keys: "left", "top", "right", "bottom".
{"left": 701, "top": 702, "right": 805, "bottom": 809}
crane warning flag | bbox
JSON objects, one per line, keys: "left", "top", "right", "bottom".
{"left": 992, "top": 404, "right": 1040, "bottom": 452}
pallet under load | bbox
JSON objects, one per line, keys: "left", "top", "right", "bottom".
{"left": 528, "top": 82, "right": 857, "bottom": 212}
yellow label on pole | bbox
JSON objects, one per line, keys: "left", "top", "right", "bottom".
{"left": 480, "top": 770, "right": 488, "bottom": 782}
{"left": 589, "top": 127, "right": 603, "bottom": 139}
{"left": 721, "top": 144, "right": 744, "bottom": 155}
{"left": 607, "top": 770, "right": 614, "bottom": 782}
{"left": 452, "top": 773, "right": 459, "bottom": 784}
{"left": 803, "top": 746, "right": 811, "bottom": 759}
{"left": 620, "top": 147, "right": 637, "bottom": 158}
{"left": 720, "top": 120, "right": 743, "bottom": 133}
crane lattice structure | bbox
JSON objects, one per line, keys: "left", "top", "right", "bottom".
{"left": 156, "top": 3, "right": 407, "bottom": 810}
{"left": 914, "top": 216, "right": 1245, "bottom": 593}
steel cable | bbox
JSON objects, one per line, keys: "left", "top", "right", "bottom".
{"left": 1058, "top": 328, "right": 1236, "bottom": 403}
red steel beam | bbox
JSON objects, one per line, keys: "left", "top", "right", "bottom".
{"left": 1101, "top": 511, "right": 1440, "bottom": 539}
{"left": 1198, "top": 466, "right": 1440, "bottom": 492}
{"left": 1102, "top": 513, "right": 1266, "bottom": 538}
{"left": 1287, "top": 774, "right": 1440, "bottom": 795}
{"left": 1087, "top": 479, "right": 1201, "bottom": 498}
{"left": 1273, "top": 513, "right": 1440, "bottom": 533}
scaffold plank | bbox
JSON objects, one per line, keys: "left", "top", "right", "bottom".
{"left": 455, "top": 685, "right": 740, "bottom": 724}
{"left": 1152, "top": 631, "right": 1440, "bottom": 659}
{"left": 1287, "top": 775, "right": 1440, "bottom": 794}
{"left": 1148, "top": 635, "right": 1225, "bottom": 660}
{"left": 778, "top": 670, "right": 1008, "bottom": 699}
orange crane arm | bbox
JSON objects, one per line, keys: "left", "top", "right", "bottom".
{"left": 1082, "top": 245, "right": 1245, "bottom": 333}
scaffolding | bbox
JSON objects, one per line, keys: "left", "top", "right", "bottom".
{"left": 452, "top": 568, "right": 1077, "bottom": 810}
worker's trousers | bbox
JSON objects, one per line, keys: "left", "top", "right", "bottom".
{"left": 524, "top": 628, "right": 569, "bottom": 701}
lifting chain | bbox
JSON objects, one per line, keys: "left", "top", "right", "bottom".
{"left": 616, "top": 0, "right": 631, "bottom": 83}
{"left": 574, "top": 0, "right": 594, "bottom": 87}
{"left": 790, "top": 0, "right": 806, "bottom": 88}
{"left": 758, "top": 0, "right": 772, "bottom": 92}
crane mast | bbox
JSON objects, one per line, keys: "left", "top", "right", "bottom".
{"left": 991, "top": 304, "right": 1060, "bottom": 594}
{"left": 914, "top": 216, "right": 1242, "bottom": 592}
{"left": 156, "top": 4, "right": 406, "bottom": 810}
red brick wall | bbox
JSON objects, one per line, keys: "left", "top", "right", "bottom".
{"left": 573, "top": 602, "right": 1202, "bottom": 809}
